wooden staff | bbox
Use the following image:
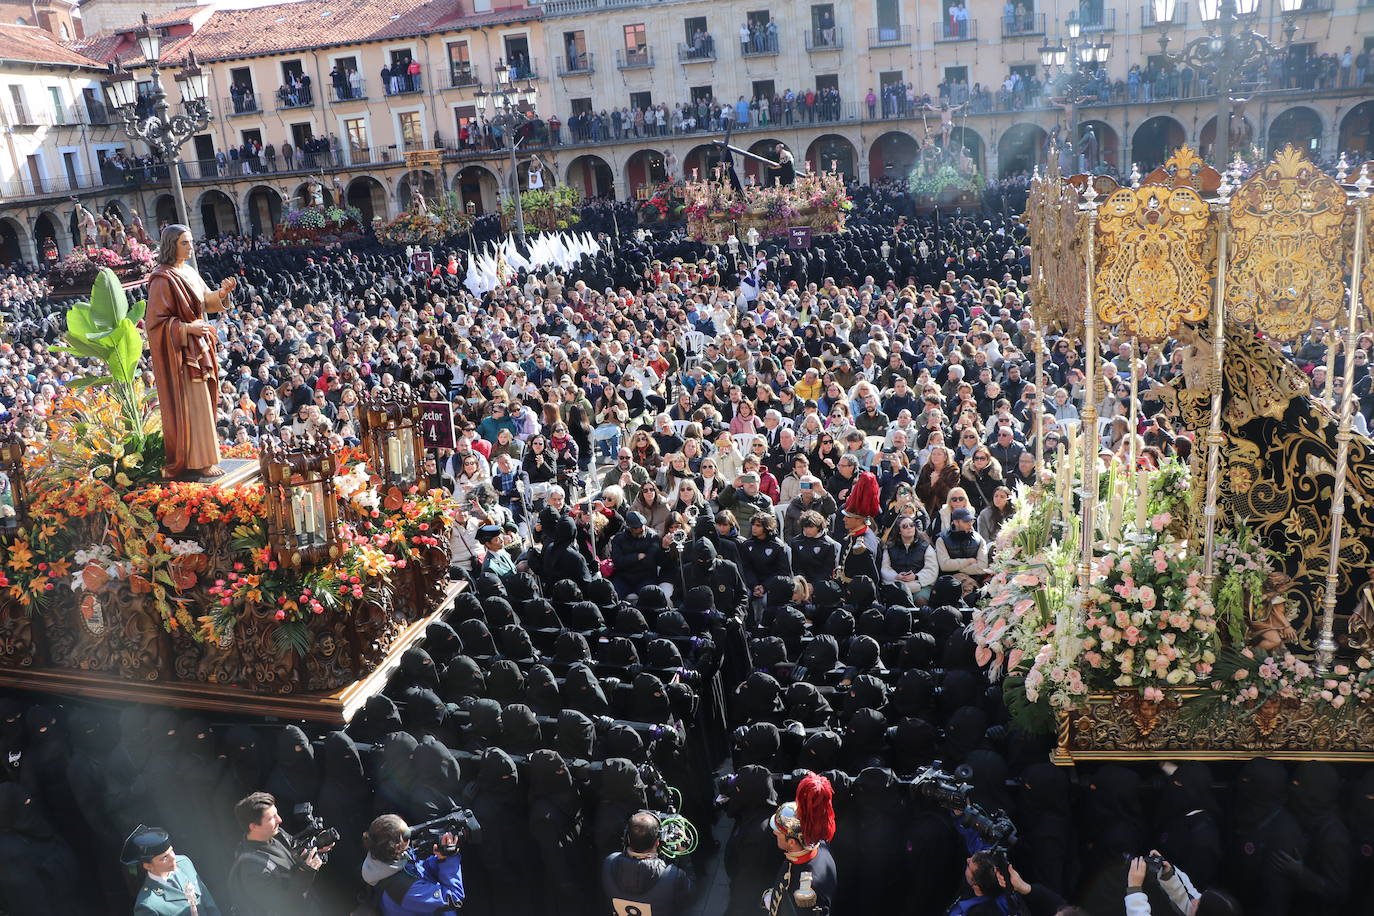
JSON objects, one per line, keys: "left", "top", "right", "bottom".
{"left": 1316, "top": 169, "right": 1371, "bottom": 672}
{"left": 1079, "top": 184, "right": 1101, "bottom": 590}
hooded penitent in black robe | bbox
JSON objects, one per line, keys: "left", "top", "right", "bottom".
{"left": 0, "top": 783, "right": 94, "bottom": 915}
{"left": 462, "top": 748, "right": 534, "bottom": 916}
{"left": 528, "top": 749, "right": 591, "bottom": 916}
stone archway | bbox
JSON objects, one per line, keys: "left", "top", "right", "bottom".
{"left": 683, "top": 143, "right": 724, "bottom": 182}
{"left": 396, "top": 171, "right": 439, "bottom": 210}
{"left": 454, "top": 165, "right": 499, "bottom": 215}
{"left": 744, "top": 139, "right": 790, "bottom": 186}
{"left": 152, "top": 194, "right": 179, "bottom": 231}
{"left": 566, "top": 155, "right": 614, "bottom": 199}
{"left": 293, "top": 181, "right": 336, "bottom": 208}
{"left": 1078, "top": 120, "right": 1119, "bottom": 172}
{"left": 34, "top": 211, "right": 64, "bottom": 255}
{"left": 347, "top": 176, "right": 389, "bottom": 224}
{"left": 0, "top": 218, "right": 27, "bottom": 264}
{"left": 869, "top": 131, "right": 921, "bottom": 182}
{"left": 948, "top": 126, "right": 986, "bottom": 174}
{"left": 1267, "top": 106, "right": 1322, "bottom": 155}
{"left": 1340, "top": 101, "right": 1374, "bottom": 159}
{"left": 625, "top": 149, "right": 668, "bottom": 196}
{"left": 1132, "top": 116, "right": 1186, "bottom": 171}
{"left": 805, "top": 135, "right": 858, "bottom": 181}
{"left": 246, "top": 186, "right": 284, "bottom": 237}
{"left": 197, "top": 190, "right": 240, "bottom": 237}
{"left": 1199, "top": 114, "right": 1254, "bottom": 162}
{"left": 997, "top": 123, "right": 1047, "bottom": 177}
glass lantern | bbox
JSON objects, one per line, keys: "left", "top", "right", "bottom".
{"left": 259, "top": 436, "right": 341, "bottom": 567}
{"left": 0, "top": 433, "right": 27, "bottom": 538}
{"left": 360, "top": 386, "right": 425, "bottom": 489}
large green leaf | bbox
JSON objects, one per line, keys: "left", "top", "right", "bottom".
{"left": 105, "top": 321, "right": 143, "bottom": 384}
{"left": 88, "top": 268, "right": 128, "bottom": 330}
{"left": 128, "top": 299, "right": 147, "bottom": 323}
{"left": 53, "top": 334, "right": 107, "bottom": 360}
{"left": 67, "top": 375, "right": 115, "bottom": 390}
{"left": 64, "top": 302, "right": 98, "bottom": 339}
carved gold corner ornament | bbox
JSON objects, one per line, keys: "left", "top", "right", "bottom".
{"left": 1095, "top": 184, "right": 1216, "bottom": 343}
{"left": 1054, "top": 690, "right": 1374, "bottom": 763}
{"left": 1226, "top": 145, "right": 1349, "bottom": 342}
{"left": 1140, "top": 144, "right": 1223, "bottom": 194}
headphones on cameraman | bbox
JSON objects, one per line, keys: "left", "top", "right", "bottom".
{"left": 622, "top": 810, "right": 662, "bottom": 853}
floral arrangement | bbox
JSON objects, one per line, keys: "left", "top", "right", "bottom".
{"left": 907, "top": 164, "right": 986, "bottom": 199}
{"left": 683, "top": 171, "right": 851, "bottom": 242}
{"left": 47, "top": 244, "right": 153, "bottom": 290}
{"left": 275, "top": 204, "right": 365, "bottom": 245}
{"left": 502, "top": 185, "right": 583, "bottom": 232}
{"left": 637, "top": 182, "right": 685, "bottom": 224}
{"left": 377, "top": 192, "right": 475, "bottom": 246}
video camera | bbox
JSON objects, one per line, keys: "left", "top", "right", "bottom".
{"left": 908, "top": 764, "right": 1018, "bottom": 849}
{"left": 286, "top": 804, "right": 341, "bottom": 860}
{"left": 407, "top": 808, "right": 483, "bottom": 857}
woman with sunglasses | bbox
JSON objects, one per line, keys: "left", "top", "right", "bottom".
{"left": 960, "top": 446, "right": 1004, "bottom": 516}
{"left": 808, "top": 430, "right": 842, "bottom": 479}
{"left": 931, "top": 487, "right": 974, "bottom": 538}
{"left": 695, "top": 458, "right": 725, "bottom": 505}
{"left": 881, "top": 514, "right": 938, "bottom": 603}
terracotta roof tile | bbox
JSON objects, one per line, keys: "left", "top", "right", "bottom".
{"left": 0, "top": 22, "right": 105, "bottom": 67}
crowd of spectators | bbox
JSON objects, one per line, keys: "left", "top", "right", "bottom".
{"left": 1, "top": 175, "right": 1374, "bottom": 916}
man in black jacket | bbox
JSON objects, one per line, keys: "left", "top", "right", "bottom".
{"left": 609, "top": 511, "right": 662, "bottom": 597}
{"left": 228, "top": 791, "right": 327, "bottom": 916}
{"left": 601, "top": 812, "right": 696, "bottom": 916}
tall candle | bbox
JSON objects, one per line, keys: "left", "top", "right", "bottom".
{"left": 1136, "top": 466, "right": 1150, "bottom": 533}
{"left": 1059, "top": 450, "right": 1072, "bottom": 523}
{"left": 1107, "top": 474, "right": 1124, "bottom": 544}
{"left": 387, "top": 436, "right": 402, "bottom": 478}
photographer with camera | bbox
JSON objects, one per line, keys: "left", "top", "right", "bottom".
{"left": 360, "top": 814, "right": 465, "bottom": 914}
{"left": 601, "top": 811, "right": 697, "bottom": 916}
{"left": 1126, "top": 851, "right": 1240, "bottom": 916}
{"left": 950, "top": 849, "right": 1063, "bottom": 916}
{"left": 228, "top": 791, "right": 332, "bottom": 916}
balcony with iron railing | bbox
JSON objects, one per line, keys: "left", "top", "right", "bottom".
{"left": 276, "top": 88, "right": 316, "bottom": 111}
{"left": 741, "top": 32, "right": 779, "bottom": 57}
{"left": 805, "top": 27, "right": 843, "bottom": 51}
{"left": 448, "top": 64, "right": 481, "bottom": 88}
{"left": 1141, "top": 2, "right": 1187, "bottom": 25}
{"left": 329, "top": 80, "right": 368, "bottom": 102}
{"left": 383, "top": 71, "right": 424, "bottom": 96}
{"left": 1291, "top": 0, "right": 1332, "bottom": 11}
{"left": 1077, "top": 7, "right": 1116, "bottom": 30}
{"left": 223, "top": 93, "right": 260, "bottom": 116}
{"left": 556, "top": 53, "right": 594, "bottom": 76}
{"left": 1001, "top": 12, "right": 1045, "bottom": 37}
{"left": 616, "top": 46, "right": 653, "bottom": 69}
{"left": 868, "top": 25, "right": 912, "bottom": 47}
{"left": 678, "top": 39, "right": 716, "bottom": 62}
{"left": 935, "top": 18, "right": 977, "bottom": 41}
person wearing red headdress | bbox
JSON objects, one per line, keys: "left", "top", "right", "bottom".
{"left": 765, "top": 771, "right": 838, "bottom": 915}
{"left": 838, "top": 471, "right": 881, "bottom": 585}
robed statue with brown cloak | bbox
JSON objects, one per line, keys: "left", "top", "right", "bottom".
{"left": 145, "top": 224, "right": 237, "bottom": 478}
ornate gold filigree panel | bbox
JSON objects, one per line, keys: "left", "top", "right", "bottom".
{"left": 1055, "top": 690, "right": 1374, "bottom": 763}
{"left": 1095, "top": 184, "right": 1216, "bottom": 342}
{"left": 1226, "top": 145, "right": 1349, "bottom": 341}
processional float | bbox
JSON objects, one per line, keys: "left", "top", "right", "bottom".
{"left": 1004, "top": 145, "right": 1374, "bottom": 761}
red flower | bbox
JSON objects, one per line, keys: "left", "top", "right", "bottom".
{"left": 275, "top": 610, "right": 286, "bottom": 621}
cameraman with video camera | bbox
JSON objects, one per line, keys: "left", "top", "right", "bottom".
{"left": 360, "top": 814, "right": 466, "bottom": 914}
{"left": 601, "top": 811, "right": 697, "bottom": 916}
{"left": 228, "top": 791, "right": 332, "bottom": 916}
{"left": 950, "top": 849, "right": 1064, "bottom": 916}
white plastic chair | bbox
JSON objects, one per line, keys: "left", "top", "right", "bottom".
{"left": 671, "top": 419, "right": 693, "bottom": 439}
{"left": 732, "top": 432, "right": 758, "bottom": 456}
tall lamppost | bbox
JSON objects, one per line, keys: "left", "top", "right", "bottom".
{"left": 1040, "top": 12, "right": 1112, "bottom": 170}
{"left": 475, "top": 60, "right": 536, "bottom": 244}
{"left": 1150, "top": 0, "right": 1302, "bottom": 166}
{"left": 103, "top": 14, "right": 210, "bottom": 249}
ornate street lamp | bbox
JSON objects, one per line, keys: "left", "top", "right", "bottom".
{"left": 475, "top": 60, "right": 538, "bottom": 244}
{"left": 1040, "top": 14, "right": 1111, "bottom": 170}
{"left": 104, "top": 14, "right": 211, "bottom": 261}
{"left": 1155, "top": 0, "right": 1301, "bottom": 164}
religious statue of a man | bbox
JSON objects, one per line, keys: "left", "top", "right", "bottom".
{"left": 145, "top": 225, "right": 237, "bottom": 478}
{"left": 73, "top": 201, "right": 97, "bottom": 246}
{"left": 411, "top": 186, "right": 429, "bottom": 214}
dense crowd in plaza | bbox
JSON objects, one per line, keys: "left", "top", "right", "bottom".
{"left": 2, "top": 173, "right": 1374, "bottom": 916}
